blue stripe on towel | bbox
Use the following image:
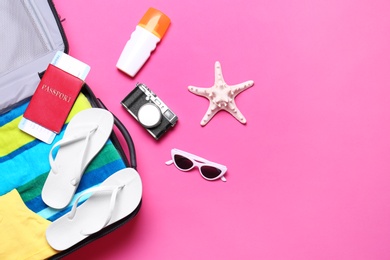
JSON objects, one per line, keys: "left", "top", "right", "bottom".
{"left": 0, "top": 101, "right": 28, "bottom": 127}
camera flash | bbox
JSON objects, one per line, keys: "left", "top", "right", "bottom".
{"left": 116, "top": 7, "right": 171, "bottom": 77}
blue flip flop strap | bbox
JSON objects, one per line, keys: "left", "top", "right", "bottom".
{"left": 67, "top": 184, "right": 125, "bottom": 236}
{"left": 48, "top": 124, "right": 98, "bottom": 186}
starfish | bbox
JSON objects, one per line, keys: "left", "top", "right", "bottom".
{"left": 188, "top": 61, "right": 254, "bottom": 126}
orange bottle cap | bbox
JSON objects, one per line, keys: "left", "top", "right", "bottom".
{"left": 138, "top": 7, "right": 171, "bottom": 39}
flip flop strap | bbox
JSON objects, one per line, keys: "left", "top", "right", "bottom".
{"left": 67, "top": 184, "right": 125, "bottom": 236}
{"left": 49, "top": 124, "right": 99, "bottom": 186}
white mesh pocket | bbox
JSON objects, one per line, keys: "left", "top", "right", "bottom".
{"left": 0, "top": 0, "right": 49, "bottom": 75}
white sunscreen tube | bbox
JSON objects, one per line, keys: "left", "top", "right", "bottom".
{"left": 116, "top": 7, "right": 171, "bottom": 77}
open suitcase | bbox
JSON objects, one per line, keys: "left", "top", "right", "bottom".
{"left": 0, "top": 0, "right": 142, "bottom": 259}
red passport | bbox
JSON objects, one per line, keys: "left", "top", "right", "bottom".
{"left": 24, "top": 64, "right": 83, "bottom": 133}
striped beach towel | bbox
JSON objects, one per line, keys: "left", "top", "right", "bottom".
{"left": 0, "top": 93, "right": 126, "bottom": 221}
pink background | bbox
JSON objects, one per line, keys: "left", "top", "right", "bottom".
{"left": 53, "top": 0, "right": 390, "bottom": 259}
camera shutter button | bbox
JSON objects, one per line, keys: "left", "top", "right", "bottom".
{"left": 138, "top": 103, "right": 162, "bottom": 128}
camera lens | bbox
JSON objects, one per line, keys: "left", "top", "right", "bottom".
{"left": 137, "top": 103, "right": 162, "bottom": 128}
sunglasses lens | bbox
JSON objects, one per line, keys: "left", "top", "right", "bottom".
{"left": 200, "top": 165, "right": 222, "bottom": 179}
{"left": 174, "top": 154, "right": 193, "bottom": 170}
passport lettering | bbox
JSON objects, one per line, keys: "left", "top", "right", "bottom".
{"left": 41, "top": 84, "right": 72, "bottom": 103}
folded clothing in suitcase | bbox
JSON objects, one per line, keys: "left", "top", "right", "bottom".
{"left": 0, "top": 0, "right": 142, "bottom": 259}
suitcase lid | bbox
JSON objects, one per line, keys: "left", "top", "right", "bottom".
{"left": 0, "top": 0, "right": 68, "bottom": 114}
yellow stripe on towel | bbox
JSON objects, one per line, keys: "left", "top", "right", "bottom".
{"left": 0, "top": 116, "right": 34, "bottom": 157}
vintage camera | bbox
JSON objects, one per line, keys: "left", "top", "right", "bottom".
{"left": 121, "top": 83, "right": 178, "bottom": 140}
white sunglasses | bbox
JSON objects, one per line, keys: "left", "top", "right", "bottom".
{"left": 165, "top": 148, "right": 227, "bottom": 182}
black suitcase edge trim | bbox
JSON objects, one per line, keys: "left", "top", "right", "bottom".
{"left": 48, "top": 0, "right": 69, "bottom": 54}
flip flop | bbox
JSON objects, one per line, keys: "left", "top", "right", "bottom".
{"left": 46, "top": 168, "right": 142, "bottom": 251}
{"left": 42, "top": 108, "right": 114, "bottom": 209}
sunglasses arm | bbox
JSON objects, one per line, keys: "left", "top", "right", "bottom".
{"left": 165, "top": 160, "right": 174, "bottom": 165}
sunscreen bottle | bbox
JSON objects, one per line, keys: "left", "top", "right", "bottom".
{"left": 116, "top": 7, "right": 171, "bottom": 77}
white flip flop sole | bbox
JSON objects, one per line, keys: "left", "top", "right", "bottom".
{"left": 46, "top": 168, "right": 142, "bottom": 251}
{"left": 42, "top": 108, "right": 114, "bottom": 209}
